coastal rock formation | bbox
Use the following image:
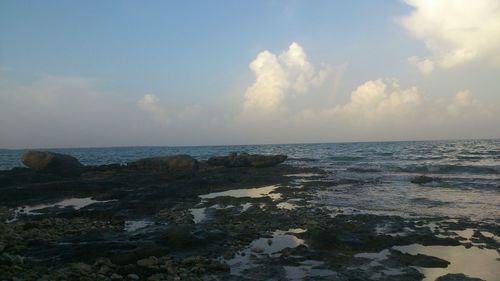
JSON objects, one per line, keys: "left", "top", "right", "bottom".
{"left": 1, "top": 155, "right": 497, "bottom": 281}
{"left": 21, "top": 150, "right": 84, "bottom": 177}
{"left": 207, "top": 152, "right": 287, "bottom": 168}
{"left": 127, "top": 154, "right": 198, "bottom": 173}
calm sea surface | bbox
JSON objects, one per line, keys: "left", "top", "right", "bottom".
{"left": 1, "top": 139, "right": 499, "bottom": 221}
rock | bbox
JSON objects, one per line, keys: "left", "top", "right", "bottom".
{"left": 165, "top": 260, "right": 176, "bottom": 274}
{"left": 393, "top": 251, "right": 450, "bottom": 268}
{"left": 110, "top": 273, "right": 124, "bottom": 280}
{"left": 0, "top": 253, "right": 14, "bottom": 265}
{"left": 127, "top": 274, "right": 140, "bottom": 280}
{"left": 162, "top": 225, "right": 203, "bottom": 249}
{"left": 21, "top": 150, "right": 84, "bottom": 177}
{"left": 137, "top": 256, "right": 158, "bottom": 268}
{"left": 207, "top": 153, "right": 287, "bottom": 168}
{"left": 98, "top": 265, "right": 112, "bottom": 274}
{"left": 128, "top": 155, "right": 198, "bottom": 173}
{"left": 148, "top": 273, "right": 169, "bottom": 281}
{"left": 411, "top": 175, "right": 434, "bottom": 184}
{"left": 71, "top": 262, "right": 92, "bottom": 274}
{"left": 435, "top": 273, "right": 485, "bottom": 281}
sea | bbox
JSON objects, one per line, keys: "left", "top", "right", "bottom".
{"left": 1, "top": 139, "right": 499, "bottom": 222}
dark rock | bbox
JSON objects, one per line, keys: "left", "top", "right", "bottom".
{"left": 127, "top": 273, "right": 141, "bottom": 280}
{"left": 127, "top": 154, "right": 198, "bottom": 173}
{"left": 161, "top": 225, "right": 204, "bottom": 249}
{"left": 21, "top": 150, "right": 83, "bottom": 177}
{"left": 110, "top": 273, "right": 124, "bottom": 280}
{"left": 435, "top": 273, "right": 485, "bottom": 281}
{"left": 411, "top": 175, "right": 434, "bottom": 184}
{"left": 161, "top": 225, "right": 225, "bottom": 250}
{"left": 207, "top": 153, "right": 287, "bottom": 168}
{"left": 391, "top": 250, "right": 450, "bottom": 268}
{"left": 206, "top": 156, "right": 232, "bottom": 167}
{"left": 127, "top": 274, "right": 140, "bottom": 280}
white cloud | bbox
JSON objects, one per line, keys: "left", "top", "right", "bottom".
{"left": 400, "top": 0, "right": 500, "bottom": 73}
{"left": 138, "top": 94, "right": 169, "bottom": 125}
{"left": 447, "top": 90, "right": 472, "bottom": 117}
{"left": 330, "top": 79, "right": 422, "bottom": 124}
{"left": 243, "top": 42, "right": 335, "bottom": 111}
{"left": 238, "top": 42, "right": 498, "bottom": 141}
{"left": 408, "top": 56, "right": 434, "bottom": 75}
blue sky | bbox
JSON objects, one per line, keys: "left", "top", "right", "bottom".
{"left": 0, "top": 0, "right": 499, "bottom": 148}
{"left": 1, "top": 1, "right": 414, "bottom": 100}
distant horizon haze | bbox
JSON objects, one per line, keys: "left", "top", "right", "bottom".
{"left": 2, "top": 137, "right": 499, "bottom": 151}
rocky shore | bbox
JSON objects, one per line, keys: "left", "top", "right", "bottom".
{"left": 0, "top": 151, "right": 498, "bottom": 281}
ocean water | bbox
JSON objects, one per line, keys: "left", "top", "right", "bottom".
{"left": 1, "top": 139, "right": 499, "bottom": 221}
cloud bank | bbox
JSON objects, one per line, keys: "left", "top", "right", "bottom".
{"left": 400, "top": 0, "right": 500, "bottom": 74}
{"left": 0, "top": 41, "right": 498, "bottom": 148}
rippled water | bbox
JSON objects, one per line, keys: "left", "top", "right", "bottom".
{"left": 1, "top": 139, "right": 499, "bottom": 220}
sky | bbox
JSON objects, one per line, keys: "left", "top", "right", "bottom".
{"left": 0, "top": 0, "right": 499, "bottom": 148}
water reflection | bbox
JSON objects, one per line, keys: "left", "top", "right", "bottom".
{"left": 199, "top": 185, "right": 281, "bottom": 200}
{"left": 16, "top": 197, "right": 113, "bottom": 215}
{"left": 227, "top": 229, "right": 307, "bottom": 275}
{"left": 124, "top": 220, "right": 153, "bottom": 232}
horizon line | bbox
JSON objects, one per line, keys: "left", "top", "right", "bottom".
{"left": 1, "top": 137, "right": 498, "bottom": 151}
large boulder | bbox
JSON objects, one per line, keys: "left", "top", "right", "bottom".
{"left": 128, "top": 154, "right": 198, "bottom": 173}
{"left": 207, "top": 153, "right": 287, "bottom": 168}
{"left": 21, "top": 150, "right": 84, "bottom": 177}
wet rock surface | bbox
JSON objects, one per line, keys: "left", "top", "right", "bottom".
{"left": 208, "top": 152, "right": 287, "bottom": 168}
{"left": 411, "top": 175, "right": 434, "bottom": 184}
{"left": 127, "top": 155, "right": 199, "bottom": 173}
{"left": 0, "top": 152, "right": 498, "bottom": 280}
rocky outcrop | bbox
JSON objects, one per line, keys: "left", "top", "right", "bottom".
{"left": 127, "top": 154, "right": 198, "bottom": 173}
{"left": 21, "top": 150, "right": 84, "bottom": 177}
{"left": 207, "top": 152, "right": 287, "bottom": 168}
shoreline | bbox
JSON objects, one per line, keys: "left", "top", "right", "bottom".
{"left": 0, "top": 153, "right": 499, "bottom": 280}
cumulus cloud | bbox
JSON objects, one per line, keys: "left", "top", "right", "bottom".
{"left": 400, "top": 0, "right": 500, "bottom": 73}
{"left": 138, "top": 94, "right": 169, "bottom": 125}
{"left": 408, "top": 56, "right": 434, "bottom": 76}
{"left": 1, "top": 38, "right": 498, "bottom": 149}
{"left": 237, "top": 42, "right": 499, "bottom": 142}
{"left": 329, "top": 79, "right": 422, "bottom": 124}
{"left": 447, "top": 90, "right": 473, "bottom": 117}
{"left": 243, "top": 42, "right": 335, "bottom": 111}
